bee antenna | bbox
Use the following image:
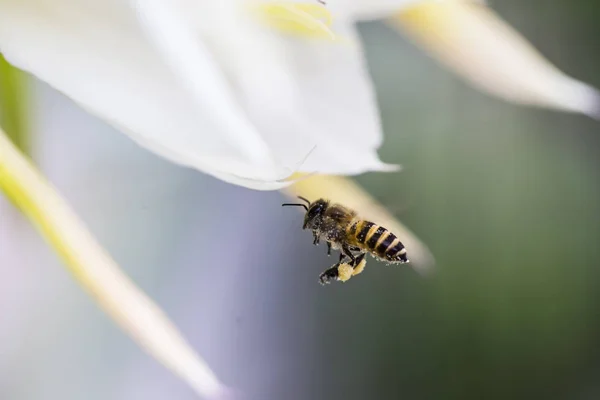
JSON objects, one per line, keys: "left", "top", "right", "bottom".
{"left": 282, "top": 203, "right": 309, "bottom": 211}
{"left": 297, "top": 196, "right": 311, "bottom": 205}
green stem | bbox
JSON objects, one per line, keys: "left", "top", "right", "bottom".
{"left": 0, "top": 53, "right": 30, "bottom": 154}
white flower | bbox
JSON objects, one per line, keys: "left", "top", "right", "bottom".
{"left": 0, "top": 0, "right": 404, "bottom": 190}
{"left": 0, "top": 0, "right": 597, "bottom": 192}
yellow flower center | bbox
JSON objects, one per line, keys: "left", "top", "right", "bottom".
{"left": 252, "top": 1, "right": 336, "bottom": 39}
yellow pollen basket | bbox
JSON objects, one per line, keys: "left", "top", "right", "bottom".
{"left": 253, "top": 1, "right": 336, "bottom": 39}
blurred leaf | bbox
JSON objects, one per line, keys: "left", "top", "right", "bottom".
{"left": 0, "top": 52, "right": 30, "bottom": 154}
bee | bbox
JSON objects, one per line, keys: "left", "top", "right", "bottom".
{"left": 282, "top": 196, "right": 409, "bottom": 284}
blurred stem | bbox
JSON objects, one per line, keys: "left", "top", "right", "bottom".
{"left": 283, "top": 175, "right": 435, "bottom": 274}
{"left": 0, "top": 53, "right": 30, "bottom": 154}
{"left": 0, "top": 126, "right": 227, "bottom": 399}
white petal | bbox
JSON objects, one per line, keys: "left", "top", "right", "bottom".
{"left": 130, "top": 0, "right": 274, "bottom": 165}
{"left": 324, "top": 0, "right": 426, "bottom": 20}
{"left": 238, "top": 23, "right": 399, "bottom": 175}
{"left": 392, "top": 2, "right": 600, "bottom": 118}
{"left": 0, "top": 0, "right": 298, "bottom": 188}
{"left": 0, "top": 1, "right": 398, "bottom": 188}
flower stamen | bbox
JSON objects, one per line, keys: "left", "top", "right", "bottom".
{"left": 252, "top": 1, "right": 336, "bottom": 39}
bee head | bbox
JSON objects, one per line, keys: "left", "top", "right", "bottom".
{"left": 282, "top": 196, "right": 329, "bottom": 231}
{"left": 302, "top": 198, "right": 328, "bottom": 230}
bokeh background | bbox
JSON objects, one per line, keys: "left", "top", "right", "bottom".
{"left": 1, "top": 1, "right": 600, "bottom": 399}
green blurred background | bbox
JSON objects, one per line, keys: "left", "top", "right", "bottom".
{"left": 1, "top": 1, "right": 600, "bottom": 400}
{"left": 345, "top": 2, "right": 600, "bottom": 398}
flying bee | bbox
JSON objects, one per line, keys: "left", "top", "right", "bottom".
{"left": 282, "top": 196, "right": 409, "bottom": 284}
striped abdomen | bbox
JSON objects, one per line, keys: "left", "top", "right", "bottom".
{"left": 347, "top": 220, "right": 408, "bottom": 263}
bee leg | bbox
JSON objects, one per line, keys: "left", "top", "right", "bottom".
{"left": 351, "top": 253, "right": 367, "bottom": 276}
{"left": 319, "top": 252, "right": 366, "bottom": 285}
{"left": 312, "top": 232, "right": 320, "bottom": 246}
{"left": 351, "top": 252, "right": 366, "bottom": 266}
{"left": 336, "top": 263, "right": 354, "bottom": 282}
{"left": 342, "top": 244, "right": 356, "bottom": 264}
{"left": 327, "top": 242, "right": 332, "bottom": 256}
{"left": 319, "top": 266, "right": 339, "bottom": 285}
{"left": 319, "top": 254, "right": 347, "bottom": 285}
